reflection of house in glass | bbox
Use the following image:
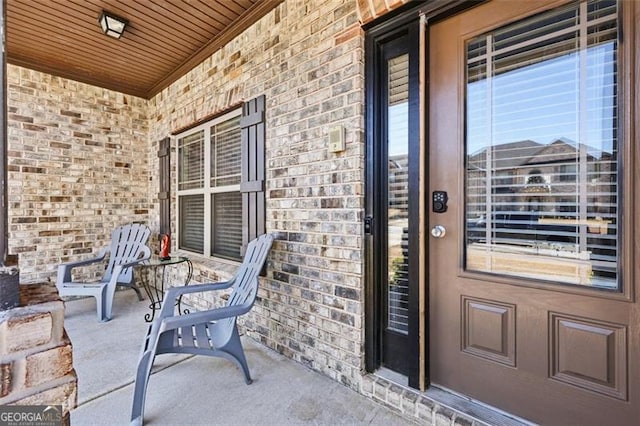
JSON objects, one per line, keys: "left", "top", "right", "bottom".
{"left": 466, "top": 138, "right": 617, "bottom": 287}
{"left": 388, "top": 155, "right": 408, "bottom": 215}
{"left": 387, "top": 154, "right": 409, "bottom": 333}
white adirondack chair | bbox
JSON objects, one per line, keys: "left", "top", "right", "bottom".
{"left": 130, "top": 233, "right": 274, "bottom": 426}
{"left": 56, "top": 223, "right": 151, "bottom": 322}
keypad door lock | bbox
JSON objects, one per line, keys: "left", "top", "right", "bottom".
{"left": 432, "top": 191, "right": 448, "bottom": 213}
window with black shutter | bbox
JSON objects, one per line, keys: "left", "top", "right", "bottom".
{"left": 175, "top": 96, "right": 266, "bottom": 260}
{"left": 158, "top": 137, "right": 171, "bottom": 235}
{"left": 240, "top": 95, "right": 266, "bottom": 255}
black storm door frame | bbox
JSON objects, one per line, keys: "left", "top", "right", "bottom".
{"left": 365, "top": 9, "right": 421, "bottom": 388}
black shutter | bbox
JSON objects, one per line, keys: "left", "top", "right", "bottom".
{"left": 158, "top": 137, "right": 171, "bottom": 235}
{"left": 240, "top": 95, "right": 266, "bottom": 255}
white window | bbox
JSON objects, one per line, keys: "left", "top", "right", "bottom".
{"left": 177, "top": 109, "right": 242, "bottom": 260}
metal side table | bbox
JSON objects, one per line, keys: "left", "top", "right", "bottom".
{"left": 137, "top": 256, "right": 193, "bottom": 322}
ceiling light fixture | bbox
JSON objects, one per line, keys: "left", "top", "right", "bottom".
{"left": 98, "top": 11, "right": 128, "bottom": 39}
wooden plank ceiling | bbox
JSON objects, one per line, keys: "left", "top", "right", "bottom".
{"left": 6, "top": 0, "right": 282, "bottom": 99}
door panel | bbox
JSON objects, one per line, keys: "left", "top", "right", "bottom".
{"left": 429, "top": 1, "right": 639, "bottom": 424}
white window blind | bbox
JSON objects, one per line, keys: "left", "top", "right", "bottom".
{"left": 212, "top": 192, "right": 242, "bottom": 258}
{"left": 387, "top": 53, "right": 410, "bottom": 333}
{"left": 210, "top": 115, "right": 242, "bottom": 258}
{"left": 465, "top": 0, "right": 619, "bottom": 289}
{"left": 178, "top": 131, "right": 204, "bottom": 190}
{"left": 210, "top": 116, "right": 241, "bottom": 187}
{"left": 179, "top": 195, "right": 204, "bottom": 253}
{"left": 177, "top": 110, "right": 242, "bottom": 259}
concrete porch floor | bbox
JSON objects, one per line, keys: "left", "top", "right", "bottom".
{"left": 64, "top": 290, "right": 417, "bottom": 425}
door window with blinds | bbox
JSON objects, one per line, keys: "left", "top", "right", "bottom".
{"left": 177, "top": 109, "right": 243, "bottom": 259}
{"left": 465, "top": 0, "right": 620, "bottom": 289}
{"left": 387, "top": 53, "right": 409, "bottom": 333}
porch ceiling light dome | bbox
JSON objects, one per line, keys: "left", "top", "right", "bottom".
{"left": 98, "top": 11, "right": 128, "bottom": 39}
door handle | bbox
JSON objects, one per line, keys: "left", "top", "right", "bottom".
{"left": 431, "top": 225, "right": 446, "bottom": 238}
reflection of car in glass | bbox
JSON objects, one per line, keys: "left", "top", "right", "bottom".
{"left": 467, "top": 212, "right": 578, "bottom": 246}
{"left": 467, "top": 212, "right": 616, "bottom": 266}
{"left": 467, "top": 210, "right": 618, "bottom": 283}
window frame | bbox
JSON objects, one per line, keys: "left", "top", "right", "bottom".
{"left": 176, "top": 108, "right": 243, "bottom": 260}
{"left": 462, "top": 0, "right": 621, "bottom": 290}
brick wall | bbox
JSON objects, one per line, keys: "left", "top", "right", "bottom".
{"left": 4, "top": 0, "right": 408, "bottom": 403}
{"left": 149, "top": 0, "right": 367, "bottom": 389}
{"left": 2, "top": 1, "right": 484, "bottom": 423}
{"left": 0, "top": 284, "right": 77, "bottom": 420}
{"left": 355, "top": 0, "right": 410, "bottom": 24}
{"left": 7, "top": 67, "right": 150, "bottom": 283}
{"left": 6, "top": 1, "right": 368, "bottom": 389}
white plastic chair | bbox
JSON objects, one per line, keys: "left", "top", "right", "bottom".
{"left": 130, "top": 233, "right": 274, "bottom": 426}
{"left": 56, "top": 223, "right": 151, "bottom": 322}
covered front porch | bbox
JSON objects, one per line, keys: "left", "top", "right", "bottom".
{"left": 64, "top": 290, "right": 460, "bottom": 425}
{"left": 5, "top": 0, "right": 637, "bottom": 424}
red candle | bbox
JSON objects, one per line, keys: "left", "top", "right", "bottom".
{"left": 160, "top": 234, "right": 170, "bottom": 259}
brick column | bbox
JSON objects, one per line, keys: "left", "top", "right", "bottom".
{"left": 0, "top": 284, "right": 77, "bottom": 421}
{"left": 355, "top": 0, "right": 410, "bottom": 25}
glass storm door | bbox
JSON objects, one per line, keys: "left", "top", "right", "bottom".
{"left": 382, "top": 44, "right": 412, "bottom": 376}
{"left": 429, "top": 1, "right": 639, "bottom": 424}
{"left": 366, "top": 21, "right": 420, "bottom": 386}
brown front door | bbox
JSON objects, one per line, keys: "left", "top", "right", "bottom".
{"left": 429, "top": 1, "right": 639, "bottom": 425}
